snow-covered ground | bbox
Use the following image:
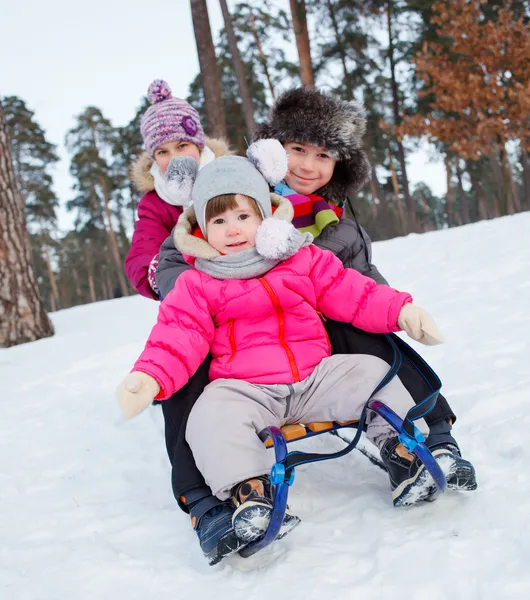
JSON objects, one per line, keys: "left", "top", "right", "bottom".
{"left": 2, "top": 213, "right": 530, "bottom": 600}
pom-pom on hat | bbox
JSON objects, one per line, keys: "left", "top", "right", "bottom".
{"left": 140, "top": 79, "right": 205, "bottom": 157}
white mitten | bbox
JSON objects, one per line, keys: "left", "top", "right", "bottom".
{"left": 116, "top": 371, "right": 161, "bottom": 419}
{"left": 397, "top": 304, "right": 444, "bottom": 346}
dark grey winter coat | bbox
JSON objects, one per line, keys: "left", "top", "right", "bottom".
{"left": 155, "top": 218, "right": 387, "bottom": 299}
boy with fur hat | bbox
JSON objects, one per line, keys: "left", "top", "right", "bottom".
{"left": 124, "top": 79, "right": 232, "bottom": 299}
{"left": 153, "top": 88, "right": 477, "bottom": 565}
{"left": 117, "top": 146, "right": 448, "bottom": 558}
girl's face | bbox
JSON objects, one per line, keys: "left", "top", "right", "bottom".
{"left": 206, "top": 195, "right": 263, "bottom": 255}
{"left": 154, "top": 141, "right": 201, "bottom": 174}
{"left": 283, "top": 142, "right": 336, "bottom": 195}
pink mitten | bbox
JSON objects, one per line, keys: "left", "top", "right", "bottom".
{"left": 397, "top": 304, "right": 444, "bottom": 346}
{"left": 116, "top": 371, "right": 160, "bottom": 419}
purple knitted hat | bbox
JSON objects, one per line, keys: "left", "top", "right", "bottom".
{"left": 140, "top": 79, "right": 205, "bottom": 157}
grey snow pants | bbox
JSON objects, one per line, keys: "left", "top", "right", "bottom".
{"left": 186, "top": 354, "right": 427, "bottom": 499}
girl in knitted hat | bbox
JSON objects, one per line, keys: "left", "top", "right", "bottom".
{"left": 124, "top": 79, "right": 233, "bottom": 300}
{"left": 117, "top": 145, "right": 446, "bottom": 559}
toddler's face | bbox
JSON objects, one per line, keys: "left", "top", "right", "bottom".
{"left": 206, "top": 195, "right": 263, "bottom": 255}
{"left": 283, "top": 142, "right": 336, "bottom": 195}
{"left": 154, "top": 141, "right": 201, "bottom": 174}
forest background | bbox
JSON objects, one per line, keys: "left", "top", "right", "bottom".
{"left": 1, "top": 0, "right": 529, "bottom": 314}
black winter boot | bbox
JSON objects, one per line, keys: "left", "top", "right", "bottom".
{"left": 185, "top": 487, "right": 243, "bottom": 566}
{"left": 232, "top": 477, "right": 301, "bottom": 544}
{"left": 380, "top": 437, "right": 477, "bottom": 507}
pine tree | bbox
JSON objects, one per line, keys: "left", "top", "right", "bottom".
{"left": 227, "top": 1, "right": 299, "bottom": 99}
{"left": 1, "top": 96, "right": 61, "bottom": 310}
{"left": 190, "top": 0, "right": 228, "bottom": 138}
{"left": 289, "top": 0, "right": 315, "bottom": 87}
{"left": 400, "top": 0, "right": 530, "bottom": 216}
{"left": 0, "top": 102, "right": 54, "bottom": 347}
{"left": 112, "top": 97, "right": 148, "bottom": 229}
{"left": 219, "top": 0, "right": 256, "bottom": 134}
{"left": 188, "top": 11, "right": 278, "bottom": 151}
{"left": 65, "top": 107, "right": 129, "bottom": 297}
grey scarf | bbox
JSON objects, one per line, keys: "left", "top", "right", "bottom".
{"left": 195, "top": 223, "right": 313, "bottom": 280}
{"left": 195, "top": 248, "right": 279, "bottom": 280}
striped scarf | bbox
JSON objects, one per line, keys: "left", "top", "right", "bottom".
{"left": 273, "top": 182, "right": 343, "bottom": 238}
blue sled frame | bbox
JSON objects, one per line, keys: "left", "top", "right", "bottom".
{"left": 239, "top": 402, "right": 446, "bottom": 558}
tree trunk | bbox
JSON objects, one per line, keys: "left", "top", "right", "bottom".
{"left": 445, "top": 155, "right": 454, "bottom": 227}
{"left": 249, "top": 14, "right": 276, "bottom": 100}
{"left": 503, "top": 146, "right": 521, "bottom": 213}
{"left": 0, "top": 104, "right": 54, "bottom": 347}
{"left": 71, "top": 265, "right": 83, "bottom": 302}
{"left": 103, "top": 265, "right": 113, "bottom": 300}
{"left": 100, "top": 265, "right": 110, "bottom": 300}
{"left": 521, "top": 149, "right": 530, "bottom": 210}
{"left": 43, "top": 244, "right": 60, "bottom": 311}
{"left": 326, "top": 0, "right": 353, "bottom": 100}
{"left": 489, "top": 152, "right": 507, "bottom": 216}
{"left": 456, "top": 161, "right": 470, "bottom": 224}
{"left": 83, "top": 242, "right": 97, "bottom": 304}
{"left": 388, "top": 145, "right": 407, "bottom": 235}
{"left": 219, "top": 0, "right": 256, "bottom": 135}
{"left": 497, "top": 148, "right": 515, "bottom": 215}
{"left": 386, "top": 1, "right": 414, "bottom": 230}
{"left": 365, "top": 143, "right": 390, "bottom": 232}
{"left": 190, "top": 0, "right": 228, "bottom": 138}
{"left": 289, "top": 0, "right": 314, "bottom": 88}
{"left": 99, "top": 175, "right": 129, "bottom": 297}
{"left": 468, "top": 165, "right": 489, "bottom": 221}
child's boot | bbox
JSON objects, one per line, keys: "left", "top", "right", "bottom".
{"left": 429, "top": 442, "right": 477, "bottom": 492}
{"left": 184, "top": 487, "right": 243, "bottom": 565}
{"left": 380, "top": 436, "right": 477, "bottom": 507}
{"left": 425, "top": 420, "right": 478, "bottom": 492}
{"left": 232, "top": 476, "right": 301, "bottom": 544}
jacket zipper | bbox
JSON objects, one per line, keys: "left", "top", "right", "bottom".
{"left": 258, "top": 277, "right": 300, "bottom": 382}
{"left": 228, "top": 319, "right": 236, "bottom": 362}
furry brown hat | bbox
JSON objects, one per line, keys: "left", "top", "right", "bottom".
{"left": 253, "top": 88, "right": 371, "bottom": 203}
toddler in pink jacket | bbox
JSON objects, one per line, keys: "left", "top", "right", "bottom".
{"left": 117, "top": 144, "right": 444, "bottom": 548}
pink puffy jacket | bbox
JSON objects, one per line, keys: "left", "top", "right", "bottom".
{"left": 124, "top": 191, "right": 182, "bottom": 299}
{"left": 133, "top": 244, "right": 412, "bottom": 400}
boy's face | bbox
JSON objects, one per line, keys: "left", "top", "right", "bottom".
{"left": 154, "top": 141, "right": 201, "bottom": 174}
{"left": 283, "top": 142, "right": 336, "bottom": 195}
{"left": 206, "top": 195, "right": 263, "bottom": 255}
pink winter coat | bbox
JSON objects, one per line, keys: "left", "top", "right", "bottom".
{"left": 125, "top": 191, "right": 182, "bottom": 299}
{"left": 124, "top": 139, "right": 233, "bottom": 299}
{"left": 133, "top": 244, "right": 412, "bottom": 400}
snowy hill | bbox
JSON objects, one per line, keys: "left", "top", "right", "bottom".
{"left": 2, "top": 213, "right": 530, "bottom": 600}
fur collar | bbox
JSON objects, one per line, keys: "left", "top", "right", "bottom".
{"left": 173, "top": 193, "right": 294, "bottom": 260}
{"left": 130, "top": 137, "right": 234, "bottom": 193}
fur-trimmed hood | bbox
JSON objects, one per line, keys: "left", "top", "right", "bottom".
{"left": 130, "top": 137, "right": 234, "bottom": 193}
{"left": 253, "top": 88, "right": 371, "bottom": 203}
{"left": 173, "top": 193, "right": 294, "bottom": 260}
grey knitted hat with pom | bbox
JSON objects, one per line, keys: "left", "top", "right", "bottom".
{"left": 192, "top": 156, "right": 272, "bottom": 234}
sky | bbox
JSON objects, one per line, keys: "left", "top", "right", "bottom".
{"left": 1, "top": 0, "right": 446, "bottom": 232}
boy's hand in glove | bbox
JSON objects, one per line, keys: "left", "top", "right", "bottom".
{"left": 116, "top": 371, "right": 161, "bottom": 419}
{"left": 398, "top": 304, "right": 444, "bottom": 346}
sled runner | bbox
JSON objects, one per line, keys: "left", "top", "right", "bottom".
{"left": 239, "top": 334, "right": 446, "bottom": 558}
